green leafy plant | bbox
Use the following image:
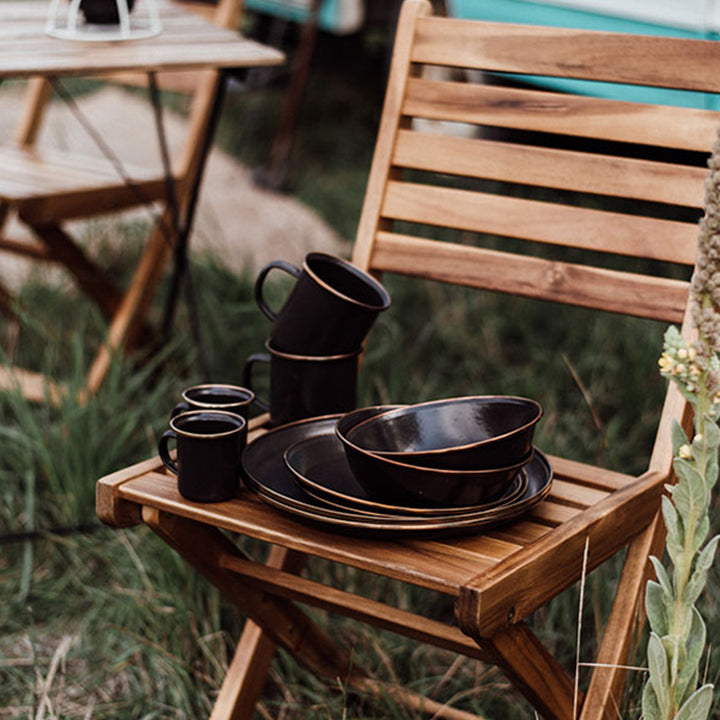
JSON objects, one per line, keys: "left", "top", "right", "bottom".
{"left": 642, "top": 135, "right": 720, "bottom": 720}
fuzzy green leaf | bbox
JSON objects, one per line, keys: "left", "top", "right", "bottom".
{"left": 701, "top": 416, "right": 720, "bottom": 450}
{"left": 695, "top": 515, "right": 710, "bottom": 554}
{"left": 705, "top": 449, "right": 718, "bottom": 490}
{"left": 642, "top": 679, "right": 662, "bottom": 720}
{"left": 671, "top": 462, "right": 709, "bottom": 531}
{"left": 662, "top": 634, "right": 681, "bottom": 693}
{"left": 645, "top": 581, "right": 669, "bottom": 636}
{"left": 685, "top": 535, "right": 720, "bottom": 607}
{"left": 672, "top": 419, "right": 690, "bottom": 455}
{"left": 648, "top": 632, "right": 670, "bottom": 718}
{"left": 674, "top": 685, "right": 714, "bottom": 720}
{"left": 675, "top": 608, "right": 706, "bottom": 707}
{"left": 664, "top": 325, "right": 682, "bottom": 347}
{"left": 650, "top": 556, "right": 673, "bottom": 597}
{"left": 662, "top": 496, "right": 684, "bottom": 562}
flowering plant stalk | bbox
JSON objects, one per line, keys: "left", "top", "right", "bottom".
{"left": 642, "top": 134, "right": 720, "bottom": 720}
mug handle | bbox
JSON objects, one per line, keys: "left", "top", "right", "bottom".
{"left": 254, "top": 260, "right": 301, "bottom": 321}
{"left": 158, "top": 429, "right": 179, "bottom": 474}
{"left": 243, "top": 352, "right": 271, "bottom": 412}
{"left": 170, "top": 401, "right": 191, "bottom": 418}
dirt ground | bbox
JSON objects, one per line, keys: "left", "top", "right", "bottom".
{"left": 0, "top": 83, "right": 346, "bottom": 290}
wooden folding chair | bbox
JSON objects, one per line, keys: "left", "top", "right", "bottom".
{"left": 0, "top": 0, "right": 245, "bottom": 402}
{"left": 98, "top": 1, "right": 715, "bottom": 716}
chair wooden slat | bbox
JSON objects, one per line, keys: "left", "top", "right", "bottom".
{"left": 381, "top": 181, "right": 698, "bottom": 265}
{"left": 412, "top": 17, "right": 720, "bottom": 93}
{"left": 393, "top": 129, "right": 707, "bottom": 208}
{"left": 549, "top": 479, "right": 610, "bottom": 508}
{"left": 403, "top": 78, "right": 720, "bottom": 152}
{"left": 370, "top": 232, "right": 690, "bottom": 323}
{"left": 117, "top": 472, "right": 497, "bottom": 595}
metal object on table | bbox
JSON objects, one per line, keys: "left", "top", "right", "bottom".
{"left": 45, "top": 0, "right": 162, "bottom": 40}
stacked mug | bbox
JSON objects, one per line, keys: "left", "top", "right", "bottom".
{"left": 158, "top": 383, "right": 255, "bottom": 502}
{"left": 244, "top": 252, "right": 391, "bottom": 427}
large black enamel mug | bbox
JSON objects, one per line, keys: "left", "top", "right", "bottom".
{"left": 254, "top": 252, "right": 390, "bottom": 355}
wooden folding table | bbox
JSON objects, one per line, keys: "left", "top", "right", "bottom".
{"left": 0, "top": 0, "right": 284, "bottom": 401}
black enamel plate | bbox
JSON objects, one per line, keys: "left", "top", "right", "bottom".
{"left": 283, "top": 430, "right": 527, "bottom": 516}
{"left": 241, "top": 415, "right": 553, "bottom": 534}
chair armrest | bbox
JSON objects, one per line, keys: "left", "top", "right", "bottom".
{"left": 455, "top": 467, "right": 668, "bottom": 639}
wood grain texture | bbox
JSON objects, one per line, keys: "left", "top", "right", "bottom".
{"left": 393, "top": 129, "right": 707, "bottom": 210}
{"left": 411, "top": 18, "right": 720, "bottom": 92}
{"left": 403, "top": 78, "right": 720, "bottom": 152}
{"left": 480, "top": 623, "right": 578, "bottom": 720}
{"left": 371, "top": 232, "right": 690, "bottom": 323}
{"left": 455, "top": 469, "right": 666, "bottom": 637}
{"left": 209, "top": 546, "right": 305, "bottom": 720}
{"left": 381, "top": 181, "right": 698, "bottom": 265}
{"left": 0, "top": 1, "right": 284, "bottom": 78}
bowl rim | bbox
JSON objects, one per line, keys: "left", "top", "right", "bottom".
{"left": 336, "top": 407, "right": 535, "bottom": 476}
{"left": 344, "top": 394, "right": 543, "bottom": 459}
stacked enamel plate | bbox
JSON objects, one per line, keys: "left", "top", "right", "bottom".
{"left": 241, "top": 396, "right": 553, "bottom": 537}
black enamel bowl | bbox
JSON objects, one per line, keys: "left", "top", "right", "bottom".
{"left": 336, "top": 405, "right": 533, "bottom": 507}
{"left": 345, "top": 395, "right": 542, "bottom": 470}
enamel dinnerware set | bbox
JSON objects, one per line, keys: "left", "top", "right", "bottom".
{"left": 159, "top": 253, "right": 553, "bottom": 537}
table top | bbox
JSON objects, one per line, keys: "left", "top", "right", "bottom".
{"left": 0, "top": 0, "right": 285, "bottom": 77}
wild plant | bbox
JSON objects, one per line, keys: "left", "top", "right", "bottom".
{"left": 643, "top": 132, "right": 720, "bottom": 720}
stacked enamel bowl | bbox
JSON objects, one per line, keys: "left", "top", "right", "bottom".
{"left": 241, "top": 395, "right": 551, "bottom": 536}
{"left": 336, "top": 396, "right": 542, "bottom": 508}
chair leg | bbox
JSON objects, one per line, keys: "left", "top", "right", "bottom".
{"left": 479, "top": 622, "right": 578, "bottom": 720}
{"left": 579, "top": 514, "right": 665, "bottom": 720}
{"left": 210, "top": 546, "right": 305, "bottom": 720}
{"left": 142, "top": 508, "right": 363, "bottom": 685}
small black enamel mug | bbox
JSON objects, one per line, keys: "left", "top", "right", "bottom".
{"left": 158, "top": 410, "right": 247, "bottom": 502}
{"left": 170, "top": 383, "right": 255, "bottom": 422}
{"left": 254, "top": 252, "right": 390, "bottom": 355}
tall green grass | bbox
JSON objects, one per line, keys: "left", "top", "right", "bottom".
{"left": 0, "top": 251, "right": 700, "bottom": 718}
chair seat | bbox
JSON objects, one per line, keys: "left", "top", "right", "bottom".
{"left": 97, "top": 442, "right": 658, "bottom": 634}
{"left": 0, "top": 145, "right": 173, "bottom": 223}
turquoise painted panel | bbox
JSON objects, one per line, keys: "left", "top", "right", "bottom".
{"left": 245, "top": 0, "right": 360, "bottom": 34}
{"left": 446, "top": 0, "right": 720, "bottom": 109}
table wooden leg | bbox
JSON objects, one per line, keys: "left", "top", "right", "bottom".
{"left": 86, "top": 216, "right": 173, "bottom": 394}
{"left": 26, "top": 222, "right": 124, "bottom": 319}
{"left": 210, "top": 546, "right": 305, "bottom": 720}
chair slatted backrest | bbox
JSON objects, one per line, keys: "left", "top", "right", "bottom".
{"left": 352, "top": 0, "right": 717, "bottom": 333}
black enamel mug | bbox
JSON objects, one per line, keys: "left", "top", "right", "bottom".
{"left": 158, "top": 410, "right": 247, "bottom": 502}
{"left": 243, "top": 341, "right": 359, "bottom": 427}
{"left": 171, "top": 383, "right": 255, "bottom": 421}
{"left": 254, "top": 252, "right": 390, "bottom": 355}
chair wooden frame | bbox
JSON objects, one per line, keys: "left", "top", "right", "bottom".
{"left": 0, "top": 0, "right": 247, "bottom": 402}
{"left": 98, "top": 1, "right": 717, "bottom": 717}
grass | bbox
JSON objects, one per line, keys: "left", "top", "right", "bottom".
{"left": 1, "top": 17, "right": 719, "bottom": 720}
